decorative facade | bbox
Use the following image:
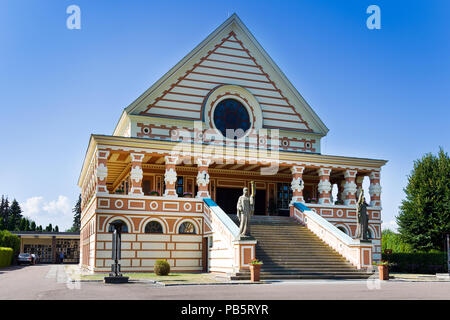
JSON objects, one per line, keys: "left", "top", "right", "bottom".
{"left": 78, "top": 14, "right": 387, "bottom": 274}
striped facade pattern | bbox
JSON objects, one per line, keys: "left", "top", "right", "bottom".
{"left": 140, "top": 32, "right": 312, "bottom": 132}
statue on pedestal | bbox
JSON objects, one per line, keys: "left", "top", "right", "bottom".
{"left": 237, "top": 182, "right": 255, "bottom": 238}
{"left": 355, "top": 189, "right": 369, "bottom": 241}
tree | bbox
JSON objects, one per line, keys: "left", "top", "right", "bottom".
{"left": 37, "top": 225, "right": 43, "bottom": 232}
{"left": 397, "top": 148, "right": 450, "bottom": 251}
{"left": 7, "top": 199, "right": 22, "bottom": 231}
{"left": 53, "top": 225, "right": 59, "bottom": 232}
{"left": 0, "top": 196, "right": 10, "bottom": 228}
{"left": 45, "top": 223, "right": 53, "bottom": 232}
{"left": 30, "top": 221, "right": 36, "bottom": 231}
{"left": 68, "top": 195, "right": 81, "bottom": 232}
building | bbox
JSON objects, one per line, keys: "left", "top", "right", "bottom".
{"left": 78, "top": 14, "right": 387, "bottom": 275}
{"left": 13, "top": 231, "right": 80, "bottom": 264}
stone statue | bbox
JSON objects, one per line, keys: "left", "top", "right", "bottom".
{"left": 355, "top": 190, "right": 369, "bottom": 241}
{"left": 237, "top": 183, "right": 255, "bottom": 238}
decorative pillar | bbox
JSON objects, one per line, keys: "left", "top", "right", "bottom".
{"left": 196, "top": 158, "right": 211, "bottom": 198}
{"left": 355, "top": 175, "right": 364, "bottom": 199}
{"left": 96, "top": 149, "right": 110, "bottom": 194}
{"left": 164, "top": 155, "right": 178, "bottom": 197}
{"left": 130, "top": 153, "right": 144, "bottom": 195}
{"left": 317, "top": 168, "right": 332, "bottom": 204}
{"left": 290, "top": 166, "right": 305, "bottom": 204}
{"left": 369, "top": 171, "right": 382, "bottom": 207}
{"left": 343, "top": 169, "right": 357, "bottom": 205}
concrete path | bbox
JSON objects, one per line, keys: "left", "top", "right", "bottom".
{"left": 0, "top": 264, "right": 449, "bottom": 300}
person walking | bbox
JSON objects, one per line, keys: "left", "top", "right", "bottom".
{"left": 59, "top": 251, "right": 64, "bottom": 264}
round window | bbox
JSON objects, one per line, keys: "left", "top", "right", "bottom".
{"left": 213, "top": 99, "right": 251, "bottom": 139}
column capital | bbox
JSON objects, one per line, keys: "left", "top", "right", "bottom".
{"left": 369, "top": 171, "right": 381, "bottom": 180}
{"left": 344, "top": 169, "right": 357, "bottom": 179}
{"left": 96, "top": 149, "right": 110, "bottom": 160}
{"left": 291, "top": 165, "right": 305, "bottom": 175}
{"left": 165, "top": 155, "right": 179, "bottom": 165}
{"left": 317, "top": 167, "right": 332, "bottom": 176}
{"left": 196, "top": 158, "right": 212, "bottom": 167}
{"left": 130, "top": 152, "right": 145, "bottom": 162}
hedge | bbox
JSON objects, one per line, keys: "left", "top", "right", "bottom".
{"left": 0, "top": 230, "right": 20, "bottom": 255}
{"left": 382, "top": 252, "right": 448, "bottom": 274}
{"left": 0, "top": 247, "right": 13, "bottom": 267}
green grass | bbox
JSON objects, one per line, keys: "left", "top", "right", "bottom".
{"left": 79, "top": 272, "right": 221, "bottom": 283}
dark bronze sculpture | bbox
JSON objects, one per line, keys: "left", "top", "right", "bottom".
{"left": 355, "top": 190, "right": 369, "bottom": 241}
{"left": 104, "top": 221, "right": 129, "bottom": 283}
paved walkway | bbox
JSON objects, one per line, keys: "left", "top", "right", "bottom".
{"left": 0, "top": 264, "right": 449, "bottom": 300}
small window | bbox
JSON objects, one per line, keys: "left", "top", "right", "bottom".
{"left": 337, "top": 226, "right": 347, "bottom": 234}
{"left": 145, "top": 221, "right": 163, "bottom": 234}
{"left": 179, "top": 222, "right": 196, "bottom": 234}
{"left": 108, "top": 220, "right": 128, "bottom": 233}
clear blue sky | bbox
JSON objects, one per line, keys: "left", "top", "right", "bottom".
{"left": 1, "top": 1, "right": 449, "bottom": 230}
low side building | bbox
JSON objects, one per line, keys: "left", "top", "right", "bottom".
{"left": 13, "top": 231, "right": 80, "bottom": 264}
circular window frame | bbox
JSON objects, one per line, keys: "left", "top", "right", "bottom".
{"left": 211, "top": 96, "right": 252, "bottom": 140}
{"left": 203, "top": 85, "right": 263, "bottom": 142}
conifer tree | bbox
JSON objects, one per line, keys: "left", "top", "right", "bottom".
{"left": 8, "top": 199, "right": 22, "bottom": 231}
{"left": 397, "top": 148, "right": 450, "bottom": 251}
{"left": 30, "top": 221, "right": 36, "bottom": 231}
{"left": 69, "top": 194, "right": 81, "bottom": 232}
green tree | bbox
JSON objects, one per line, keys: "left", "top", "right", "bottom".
{"left": 0, "top": 196, "right": 10, "bottom": 228}
{"left": 37, "top": 225, "right": 43, "bottom": 232}
{"left": 397, "top": 148, "right": 450, "bottom": 251}
{"left": 68, "top": 195, "right": 81, "bottom": 232}
{"left": 30, "top": 221, "right": 36, "bottom": 231}
{"left": 7, "top": 199, "right": 22, "bottom": 231}
{"left": 45, "top": 223, "right": 53, "bottom": 232}
{"left": 53, "top": 225, "right": 59, "bottom": 232}
{"left": 381, "top": 229, "right": 412, "bottom": 253}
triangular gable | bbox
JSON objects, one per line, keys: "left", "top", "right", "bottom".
{"left": 125, "top": 14, "right": 328, "bottom": 135}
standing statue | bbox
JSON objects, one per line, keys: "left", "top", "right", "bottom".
{"left": 355, "top": 190, "right": 369, "bottom": 241}
{"left": 237, "top": 182, "right": 255, "bottom": 238}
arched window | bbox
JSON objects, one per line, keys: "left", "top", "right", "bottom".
{"left": 108, "top": 220, "right": 129, "bottom": 233}
{"left": 213, "top": 99, "right": 251, "bottom": 139}
{"left": 145, "top": 221, "right": 163, "bottom": 234}
{"left": 337, "top": 226, "right": 347, "bottom": 234}
{"left": 178, "top": 222, "right": 196, "bottom": 234}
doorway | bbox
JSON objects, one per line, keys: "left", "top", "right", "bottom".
{"left": 254, "top": 189, "right": 266, "bottom": 215}
{"left": 215, "top": 187, "right": 266, "bottom": 215}
{"left": 216, "top": 187, "right": 242, "bottom": 214}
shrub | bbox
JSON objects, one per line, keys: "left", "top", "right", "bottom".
{"left": 0, "top": 247, "right": 13, "bottom": 267}
{"left": 382, "top": 252, "right": 448, "bottom": 274}
{"left": 0, "top": 230, "right": 20, "bottom": 256}
{"left": 154, "top": 259, "right": 170, "bottom": 276}
{"left": 381, "top": 229, "right": 412, "bottom": 253}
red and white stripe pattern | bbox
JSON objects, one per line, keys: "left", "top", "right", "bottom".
{"left": 140, "top": 32, "right": 312, "bottom": 132}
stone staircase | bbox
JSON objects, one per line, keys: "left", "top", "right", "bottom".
{"left": 228, "top": 215, "right": 372, "bottom": 280}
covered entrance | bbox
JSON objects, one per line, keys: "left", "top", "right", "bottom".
{"left": 215, "top": 187, "right": 267, "bottom": 215}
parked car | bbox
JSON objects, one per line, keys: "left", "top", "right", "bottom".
{"left": 17, "top": 253, "right": 33, "bottom": 265}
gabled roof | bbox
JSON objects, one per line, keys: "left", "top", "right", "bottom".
{"left": 119, "top": 14, "right": 329, "bottom": 135}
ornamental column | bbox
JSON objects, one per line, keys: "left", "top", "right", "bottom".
{"left": 164, "top": 155, "right": 178, "bottom": 197}
{"left": 356, "top": 175, "right": 364, "bottom": 200}
{"left": 317, "top": 168, "right": 332, "bottom": 204}
{"left": 130, "top": 153, "right": 144, "bottom": 196}
{"left": 343, "top": 169, "right": 357, "bottom": 205}
{"left": 369, "top": 171, "right": 382, "bottom": 207}
{"left": 96, "top": 149, "right": 110, "bottom": 195}
{"left": 290, "top": 166, "right": 305, "bottom": 204}
{"left": 196, "top": 158, "right": 211, "bottom": 198}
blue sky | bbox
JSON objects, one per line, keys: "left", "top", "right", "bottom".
{"left": 0, "top": 1, "right": 449, "bottom": 231}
